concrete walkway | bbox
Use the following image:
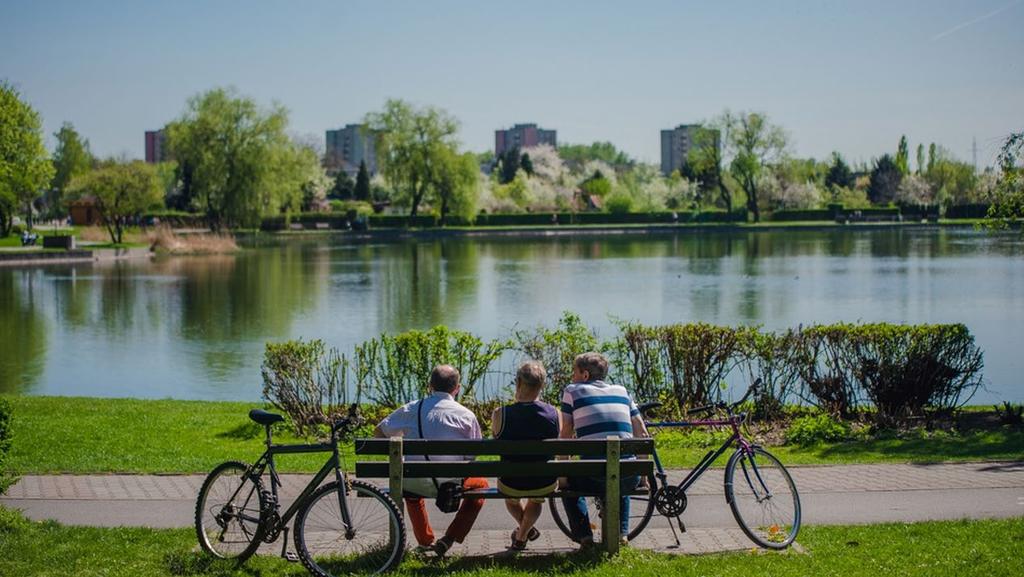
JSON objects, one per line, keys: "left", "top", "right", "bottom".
{"left": 4, "top": 461, "right": 1023, "bottom": 557}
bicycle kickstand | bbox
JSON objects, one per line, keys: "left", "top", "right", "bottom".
{"left": 279, "top": 527, "right": 299, "bottom": 562}
{"left": 665, "top": 515, "right": 686, "bottom": 548}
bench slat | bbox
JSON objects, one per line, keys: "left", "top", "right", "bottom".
{"left": 355, "top": 459, "right": 653, "bottom": 479}
{"left": 354, "top": 438, "right": 654, "bottom": 456}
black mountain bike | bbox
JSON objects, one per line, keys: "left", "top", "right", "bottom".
{"left": 195, "top": 406, "right": 406, "bottom": 576}
{"left": 549, "top": 380, "right": 801, "bottom": 549}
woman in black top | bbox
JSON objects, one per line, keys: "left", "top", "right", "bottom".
{"left": 491, "top": 361, "right": 560, "bottom": 551}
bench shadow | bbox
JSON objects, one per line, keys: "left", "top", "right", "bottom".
{"left": 408, "top": 549, "right": 605, "bottom": 575}
{"left": 164, "top": 551, "right": 296, "bottom": 577}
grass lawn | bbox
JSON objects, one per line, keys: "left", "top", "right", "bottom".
{"left": 0, "top": 509, "right": 1021, "bottom": 577}
{"left": 3, "top": 395, "right": 1022, "bottom": 474}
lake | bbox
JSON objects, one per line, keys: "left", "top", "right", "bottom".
{"left": 1, "top": 226, "right": 1022, "bottom": 403}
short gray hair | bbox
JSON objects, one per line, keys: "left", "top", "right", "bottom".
{"left": 573, "top": 352, "right": 608, "bottom": 381}
{"left": 516, "top": 361, "right": 546, "bottom": 392}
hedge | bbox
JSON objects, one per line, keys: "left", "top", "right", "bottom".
{"left": 945, "top": 204, "right": 990, "bottom": 219}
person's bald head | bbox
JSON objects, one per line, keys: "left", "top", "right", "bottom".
{"left": 429, "top": 365, "right": 460, "bottom": 394}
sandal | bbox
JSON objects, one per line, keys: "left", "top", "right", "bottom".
{"left": 526, "top": 527, "right": 540, "bottom": 541}
{"left": 431, "top": 536, "right": 454, "bottom": 558}
{"left": 510, "top": 530, "right": 528, "bottom": 551}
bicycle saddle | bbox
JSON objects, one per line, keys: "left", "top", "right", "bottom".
{"left": 249, "top": 409, "right": 285, "bottom": 426}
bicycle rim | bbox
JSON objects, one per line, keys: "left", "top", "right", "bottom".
{"left": 725, "top": 447, "right": 801, "bottom": 549}
{"left": 548, "top": 473, "right": 657, "bottom": 543}
{"left": 295, "top": 480, "right": 406, "bottom": 576}
{"left": 195, "top": 461, "right": 265, "bottom": 560}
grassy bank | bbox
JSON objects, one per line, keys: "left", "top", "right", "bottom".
{"left": 0, "top": 508, "right": 1020, "bottom": 577}
{"left": 3, "top": 396, "right": 1021, "bottom": 474}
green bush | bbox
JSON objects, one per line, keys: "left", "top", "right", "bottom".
{"left": 791, "top": 324, "right": 861, "bottom": 418}
{"left": 357, "top": 326, "right": 511, "bottom": 407}
{"left": 0, "top": 398, "right": 14, "bottom": 494}
{"left": 661, "top": 323, "right": 753, "bottom": 408}
{"left": 605, "top": 192, "right": 634, "bottom": 214}
{"left": 261, "top": 339, "right": 352, "bottom": 436}
{"left": 741, "top": 329, "right": 802, "bottom": 420}
{"left": 784, "top": 413, "right": 851, "bottom": 445}
{"left": 514, "top": 312, "right": 601, "bottom": 404}
{"left": 846, "top": 323, "right": 983, "bottom": 423}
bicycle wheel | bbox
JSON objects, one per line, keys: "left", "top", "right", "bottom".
{"left": 195, "top": 460, "right": 266, "bottom": 561}
{"left": 294, "top": 479, "right": 406, "bottom": 576}
{"left": 724, "top": 446, "right": 801, "bottom": 549}
{"left": 549, "top": 473, "right": 657, "bottom": 543}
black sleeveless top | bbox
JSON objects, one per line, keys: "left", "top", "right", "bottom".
{"left": 496, "top": 401, "right": 560, "bottom": 491}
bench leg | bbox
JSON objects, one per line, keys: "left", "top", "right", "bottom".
{"left": 603, "top": 437, "right": 620, "bottom": 554}
{"left": 389, "top": 437, "right": 404, "bottom": 518}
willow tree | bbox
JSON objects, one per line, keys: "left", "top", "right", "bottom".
{"left": 166, "top": 88, "right": 319, "bottom": 229}
{"left": 365, "top": 99, "right": 460, "bottom": 221}
{"left": 0, "top": 81, "right": 54, "bottom": 235}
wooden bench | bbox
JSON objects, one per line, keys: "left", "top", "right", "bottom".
{"left": 314, "top": 222, "right": 330, "bottom": 230}
{"left": 354, "top": 437, "right": 654, "bottom": 554}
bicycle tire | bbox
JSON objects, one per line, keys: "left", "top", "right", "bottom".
{"left": 724, "top": 446, "right": 801, "bottom": 549}
{"left": 294, "top": 479, "right": 406, "bottom": 576}
{"left": 195, "top": 460, "right": 266, "bottom": 561}
{"left": 548, "top": 473, "right": 657, "bottom": 543}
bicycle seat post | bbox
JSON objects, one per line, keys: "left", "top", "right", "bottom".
{"left": 264, "top": 423, "right": 273, "bottom": 448}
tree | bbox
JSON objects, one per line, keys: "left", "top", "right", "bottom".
{"left": 825, "top": 152, "right": 855, "bottom": 190}
{"left": 895, "top": 135, "right": 910, "bottom": 176}
{"left": 557, "top": 142, "right": 633, "bottom": 169}
{"left": 365, "top": 99, "right": 459, "bottom": 220}
{"left": 868, "top": 154, "right": 902, "bottom": 204}
{"left": 916, "top": 143, "right": 926, "bottom": 176}
{"left": 580, "top": 169, "right": 612, "bottom": 198}
{"left": 354, "top": 160, "right": 371, "bottom": 202}
{"left": 927, "top": 143, "right": 937, "bottom": 174}
{"left": 520, "top": 151, "right": 534, "bottom": 176}
{"left": 331, "top": 170, "right": 354, "bottom": 200}
{"left": 986, "top": 131, "right": 1023, "bottom": 227}
{"left": 433, "top": 149, "right": 480, "bottom": 225}
{"left": 724, "top": 111, "right": 788, "bottom": 222}
{"left": 684, "top": 126, "right": 728, "bottom": 210}
{"left": 498, "top": 146, "right": 521, "bottom": 184}
{"left": 166, "top": 87, "right": 312, "bottom": 229}
{"left": 0, "top": 81, "right": 54, "bottom": 235}
{"left": 49, "top": 122, "right": 94, "bottom": 217}
{"left": 67, "top": 160, "right": 161, "bottom": 244}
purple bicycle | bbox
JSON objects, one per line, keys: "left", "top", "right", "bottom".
{"left": 549, "top": 379, "right": 802, "bottom": 549}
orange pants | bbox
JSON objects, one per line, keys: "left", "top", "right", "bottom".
{"left": 404, "top": 477, "right": 489, "bottom": 546}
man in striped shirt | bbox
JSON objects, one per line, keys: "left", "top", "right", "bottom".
{"left": 559, "top": 352, "right": 651, "bottom": 548}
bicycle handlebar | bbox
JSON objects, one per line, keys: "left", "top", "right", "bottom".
{"left": 331, "top": 404, "right": 365, "bottom": 434}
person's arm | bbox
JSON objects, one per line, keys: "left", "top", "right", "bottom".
{"left": 490, "top": 407, "right": 503, "bottom": 439}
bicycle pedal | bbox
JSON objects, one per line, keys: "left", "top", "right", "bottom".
{"left": 283, "top": 551, "right": 300, "bottom": 563}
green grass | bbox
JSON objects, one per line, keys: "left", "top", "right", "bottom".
{"left": 0, "top": 508, "right": 1021, "bottom": 577}
{"left": 3, "top": 395, "right": 1022, "bottom": 475}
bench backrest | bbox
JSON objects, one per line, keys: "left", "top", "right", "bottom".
{"left": 353, "top": 438, "right": 654, "bottom": 479}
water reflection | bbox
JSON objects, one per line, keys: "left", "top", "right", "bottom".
{"left": 0, "top": 227, "right": 1020, "bottom": 401}
{"left": 0, "top": 272, "right": 48, "bottom": 393}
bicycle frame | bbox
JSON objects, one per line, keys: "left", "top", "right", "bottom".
{"left": 645, "top": 413, "right": 761, "bottom": 495}
{"left": 226, "top": 429, "right": 355, "bottom": 539}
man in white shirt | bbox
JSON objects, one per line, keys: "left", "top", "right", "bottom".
{"left": 373, "top": 365, "right": 488, "bottom": 557}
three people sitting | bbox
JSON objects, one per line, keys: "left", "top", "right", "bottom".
{"left": 373, "top": 353, "right": 645, "bottom": 554}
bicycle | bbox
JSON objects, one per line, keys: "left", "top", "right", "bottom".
{"left": 548, "top": 379, "right": 801, "bottom": 549}
{"left": 195, "top": 405, "right": 406, "bottom": 576}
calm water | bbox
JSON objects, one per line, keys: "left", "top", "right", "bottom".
{"left": 1, "top": 227, "right": 1022, "bottom": 402}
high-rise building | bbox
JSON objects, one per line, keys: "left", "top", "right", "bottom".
{"left": 325, "top": 124, "right": 376, "bottom": 175}
{"left": 145, "top": 129, "right": 168, "bottom": 163}
{"left": 495, "top": 123, "right": 557, "bottom": 156}
{"left": 660, "top": 124, "right": 718, "bottom": 176}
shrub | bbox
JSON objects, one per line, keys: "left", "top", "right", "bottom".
{"left": 608, "top": 321, "right": 666, "bottom": 402}
{"left": 356, "top": 326, "right": 511, "bottom": 407}
{"left": 0, "top": 398, "right": 15, "bottom": 494}
{"left": 261, "top": 339, "right": 351, "bottom": 436}
{"left": 514, "top": 312, "right": 600, "bottom": 404}
{"left": 605, "top": 192, "right": 634, "bottom": 214}
{"left": 741, "top": 329, "right": 802, "bottom": 420}
{"left": 791, "top": 324, "right": 860, "bottom": 418}
{"left": 785, "top": 413, "right": 851, "bottom": 445}
{"left": 845, "top": 324, "right": 984, "bottom": 424}
{"left": 661, "top": 323, "right": 752, "bottom": 408}
{"left": 994, "top": 402, "right": 1023, "bottom": 427}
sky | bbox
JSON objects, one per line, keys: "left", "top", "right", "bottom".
{"left": 2, "top": 0, "right": 1022, "bottom": 168}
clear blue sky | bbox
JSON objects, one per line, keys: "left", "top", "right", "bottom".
{"left": 2, "top": 0, "right": 1021, "bottom": 167}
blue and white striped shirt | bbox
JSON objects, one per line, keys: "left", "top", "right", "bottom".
{"left": 561, "top": 380, "right": 639, "bottom": 439}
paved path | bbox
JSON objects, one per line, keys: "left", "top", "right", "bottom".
{"left": 4, "top": 461, "right": 1023, "bottom": 557}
